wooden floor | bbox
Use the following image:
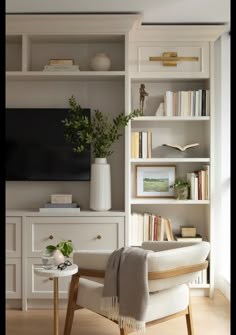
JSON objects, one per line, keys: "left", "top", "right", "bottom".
{"left": 6, "top": 290, "right": 230, "bottom": 335}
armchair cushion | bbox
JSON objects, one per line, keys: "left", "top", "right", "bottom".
{"left": 76, "top": 278, "right": 189, "bottom": 322}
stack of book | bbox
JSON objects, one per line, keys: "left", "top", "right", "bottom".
{"left": 39, "top": 194, "right": 80, "bottom": 212}
{"left": 175, "top": 226, "right": 202, "bottom": 242}
{"left": 43, "top": 59, "right": 80, "bottom": 72}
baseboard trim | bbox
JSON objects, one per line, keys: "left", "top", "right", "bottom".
{"left": 215, "top": 277, "right": 230, "bottom": 301}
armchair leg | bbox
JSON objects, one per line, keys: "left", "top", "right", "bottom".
{"left": 64, "top": 273, "right": 80, "bottom": 335}
{"left": 185, "top": 299, "right": 195, "bottom": 335}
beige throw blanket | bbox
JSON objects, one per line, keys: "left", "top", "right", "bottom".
{"left": 101, "top": 247, "right": 151, "bottom": 333}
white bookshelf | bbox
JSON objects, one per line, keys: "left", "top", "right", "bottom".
{"left": 126, "top": 24, "right": 226, "bottom": 297}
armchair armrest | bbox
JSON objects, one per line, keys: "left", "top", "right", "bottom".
{"left": 73, "top": 250, "right": 113, "bottom": 271}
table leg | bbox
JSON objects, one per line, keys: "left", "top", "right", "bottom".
{"left": 53, "top": 277, "right": 59, "bottom": 335}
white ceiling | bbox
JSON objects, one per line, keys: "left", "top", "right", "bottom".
{"left": 6, "top": 0, "right": 230, "bottom": 24}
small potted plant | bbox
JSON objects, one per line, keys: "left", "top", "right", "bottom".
{"left": 172, "top": 180, "right": 190, "bottom": 200}
{"left": 45, "top": 239, "right": 75, "bottom": 265}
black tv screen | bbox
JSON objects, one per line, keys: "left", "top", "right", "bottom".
{"left": 6, "top": 108, "right": 91, "bottom": 181}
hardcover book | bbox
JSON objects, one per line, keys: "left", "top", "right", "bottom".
{"left": 39, "top": 207, "right": 81, "bottom": 213}
{"left": 175, "top": 234, "right": 202, "bottom": 242}
{"left": 44, "top": 203, "right": 78, "bottom": 208}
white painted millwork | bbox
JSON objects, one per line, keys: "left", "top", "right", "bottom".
{"left": 6, "top": 14, "right": 227, "bottom": 307}
{"left": 126, "top": 23, "right": 227, "bottom": 298}
{"left": 6, "top": 210, "right": 125, "bottom": 309}
{"left": 6, "top": 217, "right": 22, "bottom": 300}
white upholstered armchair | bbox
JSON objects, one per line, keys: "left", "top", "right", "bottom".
{"left": 64, "top": 241, "right": 210, "bottom": 335}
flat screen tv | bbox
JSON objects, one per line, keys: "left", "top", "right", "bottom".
{"left": 6, "top": 108, "right": 91, "bottom": 181}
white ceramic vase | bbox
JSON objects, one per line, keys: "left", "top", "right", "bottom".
{"left": 90, "top": 158, "right": 111, "bottom": 211}
{"left": 90, "top": 53, "right": 111, "bottom": 71}
{"left": 53, "top": 249, "right": 65, "bottom": 266}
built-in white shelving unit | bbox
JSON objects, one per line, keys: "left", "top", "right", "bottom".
{"left": 6, "top": 14, "right": 226, "bottom": 309}
{"left": 126, "top": 24, "right": 226, "bottom": 297}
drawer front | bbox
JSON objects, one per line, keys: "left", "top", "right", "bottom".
{"left": 6, "top": 216, "right": 22, "bottom": 257}
{"left": 129, "top": 42, "right": 209, "bottom": 77}
{"left": 6, "top": 258, "right": 21, "bottom": 298}
{"left": 27, "top": 258, "right": 72, "bottom": 298}
{"left": 26, "top": 216, "right": 124, "bottom": 256}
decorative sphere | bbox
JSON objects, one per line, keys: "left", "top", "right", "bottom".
{"left": 90, "top": 53, "right": 111, "bottom": 71}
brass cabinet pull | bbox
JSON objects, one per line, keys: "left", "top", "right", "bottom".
{"left": 149, "top": 52, "right": 199, "bottom": 67}
{"left": 49, "top": 235, "right": 54, "bottom": 239}
{"left": 97, "top": 235, "right": 102, "bottom": 240}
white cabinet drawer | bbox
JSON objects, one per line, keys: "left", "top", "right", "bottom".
{"left": 6, "top": 216, "right": 22, "bottom": 257}
{"left": 6, "top": 258, "right": 21, "bottom": 298}
{"left": 27, "top": 258, "right": 72, "bottom": 299}
{"left": 129, "top": 42, "right": 209, "bottom": 78}
{"left": 26, "top": 216, "right": 124, "bottom": 256}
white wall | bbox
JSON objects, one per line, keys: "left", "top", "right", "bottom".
{"left": 6, "top": 0, "right": 230, "bottom": 24}
{"left": 214, "top": 32, "right": 231, "bottom": 300}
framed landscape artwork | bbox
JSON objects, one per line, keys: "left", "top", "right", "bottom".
{"left": 135, "top": 165, "right": 176, "bottom": 198}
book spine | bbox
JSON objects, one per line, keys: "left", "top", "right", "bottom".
{"left": 45, "top": 203, "right": 78, "bottom": 208}
{"left": 139, "top": 132, "right": 142, "bottom": 158}
{"left": 142, "top": 131, "right": 148, "bottom": 159}
{"left": 131, "top": 132, "right": 139, "bottom": 158}
{"left": 49, "top": 59, "right": 74, "bottom": 65}
{"left": 39, "top": 208, "right": 81, "bottom": 212}
{"left": 147, "top": 131, "right": 152, "bottom": 158}
{"left": 202, "top": 89, "right": 206, "bottom": 116}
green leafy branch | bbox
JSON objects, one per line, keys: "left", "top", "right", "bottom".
{"left": 62, "top": 95, "right": 141, "bottom": 158}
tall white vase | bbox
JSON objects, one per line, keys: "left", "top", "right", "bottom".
{"left": 90, "top": 158, "right": 111, "bottom": 211}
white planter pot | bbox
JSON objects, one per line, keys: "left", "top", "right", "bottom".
{"left": 90, "top": 158, "right": 111, "bottom": 211}
{"left": 53, "top": 250, "right": 65, "bottom": 266}
{"left": 90, "top": 53, "right": 111, "bottom": 71}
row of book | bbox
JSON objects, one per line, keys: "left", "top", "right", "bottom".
{"left": 187, "top": 165, "right": 209, "bottom": 200}
{"left": 164, "top": 89, "right": 210, "bottom": 117}
{"left": 130, "top": 212, "right": 203, "bottom": 246}
{"left": 131, "top": 131, "right": 152, "bottom": 158}
{"left": 39, "top": 193, "right": 80, "bottom": 212}
{"left": 130, "top": 213, "right": 175, "bottom": 246}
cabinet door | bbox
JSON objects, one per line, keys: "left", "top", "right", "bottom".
{"left": 6, "top": 216, "right": 22, "bottom": 257}
{"left": 27, "top": 258, "right": 72, "bottom": 299}
{"left": 26, "top": 216, "right": 125, "bottom": 256}
{"left": 6, "top": 258, "right": 21, "bottom": 298}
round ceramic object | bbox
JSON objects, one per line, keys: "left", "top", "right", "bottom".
{"left": 90, "top": 53, "right": 111, "bottom": 71}
{"left": 53, "top": 250, "right": 65, "bottom": 265}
